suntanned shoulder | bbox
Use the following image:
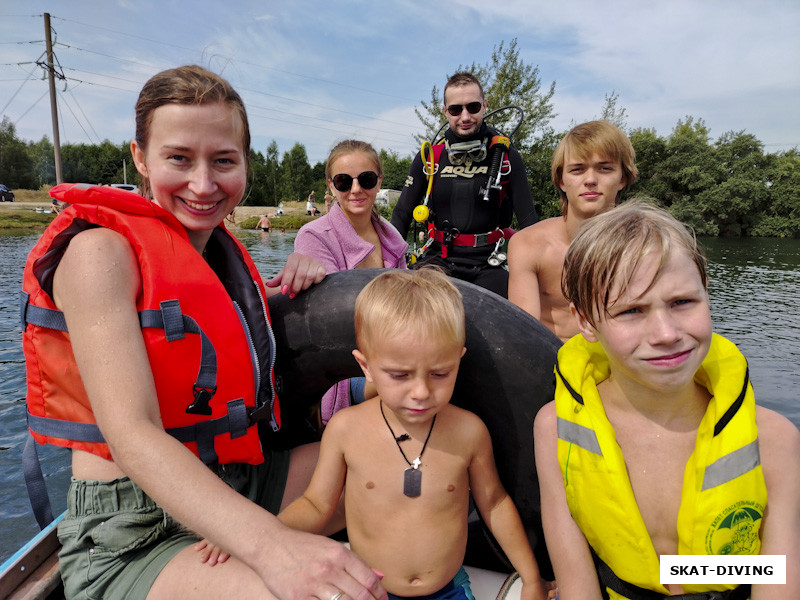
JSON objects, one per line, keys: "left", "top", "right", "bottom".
{"left": 435, "top": 403, "right": 489, "bottom": 445}
{"left": 54, "top": 227, "right": 141, "bottom": 304}
{"left": 325, "top": 397, "right": 375, "bottom": 431}
{"left": 756, "top": 406, "right": 800, "bottom": 462}
{"left": 511, "top": 217, "right": 566, "bottom": 249}
{"left": 532, "top": 401, "right": 556, "bottom": 442}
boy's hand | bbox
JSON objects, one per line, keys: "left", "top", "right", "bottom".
{"left": 194, "top": 539, "right": 230, "bottom": 566}
{"left": 519, "top": 577, "right": 556, "bottom": 600}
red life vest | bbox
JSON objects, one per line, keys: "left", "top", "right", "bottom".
{"left": 22, "top": 184, "right": 280, "bottom": 467}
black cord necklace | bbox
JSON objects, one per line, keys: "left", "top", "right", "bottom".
{"left": 380, "top": 400, "right": 436, "bottom": 497}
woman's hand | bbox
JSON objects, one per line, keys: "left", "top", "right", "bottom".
{"left": 194, "top": 539, "right": 231, "bottom": 566}
{"left": 258, "top": 528, "right": 387, "bottom": 600}
{"left": 265, "top": 252, "right": 326, "bottom": 298}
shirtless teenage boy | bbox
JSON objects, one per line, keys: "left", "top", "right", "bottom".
{"left": 534, "top": 201, "right": 800, "bottom": 599}
{"left": 508, "top": 121, "right": 637, "bottom": 341}
{"left": 279, "top": 269, "right": 546, "bottom": 600}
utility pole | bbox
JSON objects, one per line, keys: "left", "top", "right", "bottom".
{"left": 44, "top": 13, "right": 63, "bottom": 184}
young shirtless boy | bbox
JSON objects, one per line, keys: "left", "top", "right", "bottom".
{"left": 508, "top": 121, "right": 637, "bottom": 342}
{"left": 533, "top": 200, "right": 800, "bottom": 599}
{"left": 279, "top": 268, "right": 546, "bottom": 600}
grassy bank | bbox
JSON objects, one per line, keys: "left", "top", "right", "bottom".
{"left": 0, "top": 190, "right": 321, "bottom": 231}
{"left": 0, "top": 188, "right": 57, "bottom": 229}
{"left": 0, "top": 208, "right": 55, "bottom": 230}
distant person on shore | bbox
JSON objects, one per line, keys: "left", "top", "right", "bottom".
{"left": 534, "top": 200, "right": 799, "bottom": 598}
{"left": 295, "top": 140, "right": 408, "bottom": 425}
{"left": 508, "top": 121, "right": 637, "bottom": 341}
{"left": 307, "top": 191, "right": 320, "bottom": 215}
{"left": 279, "top": 268, "right": 548, "bottom": 600}
{"left": 257, "top": 214, "right": 271, "bottom": 232}
{"left": 50, "top": 198, "right": 62, "bottom": 214}
{"left": 324, "top": 191, "right": 334, "bottom": 213}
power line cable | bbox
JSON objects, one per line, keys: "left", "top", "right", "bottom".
{"left": 0, "top": 60, "right": 42, "bottom": 116}
{"left": 50, "top": 14, "right": 417, "bottom": 103}
{"left": 65, "top": 86, "right": 101, "bottom": 143}
{"left": 13, "top": 89, "right": 49, "bottom": 124}
{"left": 57, "top": 90, "right": 96, "bottom": 144}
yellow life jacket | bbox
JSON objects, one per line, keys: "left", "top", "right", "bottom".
{"left": 555, "top": 333, "right": 766, "bottom": 598}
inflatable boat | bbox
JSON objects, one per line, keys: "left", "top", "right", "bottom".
{"left": 2, "top": 269, "right": 560, "bottom": 599}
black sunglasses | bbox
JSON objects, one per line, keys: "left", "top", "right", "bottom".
{"left": 331, "top": 171, "right": 380, "bottom": 192}
{"left": 446, "top": 101, "right": 483, "bottom": 117}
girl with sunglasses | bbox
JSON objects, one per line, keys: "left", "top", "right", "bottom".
{"left": 295, "top": 140, "right": 409, "bottom": 424}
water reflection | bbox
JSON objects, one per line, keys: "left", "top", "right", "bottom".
{"left": 704, "top": 237, "right": 800, "bottom": 423}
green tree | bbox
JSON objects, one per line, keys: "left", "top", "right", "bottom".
{"left": 0, "top": 117, "right": 35, "bottom": 188}
{"left": 414, "top": 38, "right": 556, "bottom": 148}
{"left": 310, "top": 160, "right": 327, "bottom": 199}
{"left": 245, "top": 149, "right": 268, "bottom": 205}
{"left": 264, "top": 140, "right": 281, "bottom": 206}
{"left": 752, "top": 149, "right": 800, "bottom": 237}
{"left": 521, "top": 128, "right": 562, "bottom": 219}
{"left": 379, "top": 149, "right": 412, "bottom": 190}
{"left": 26, "top": 136, "right": 56, "bottom": 188}
{"left": 661, "top": 117, "right": 717, "bottom": 206}
{"left": 597, "top": 90, "right": 629, "bottom": 132}
{"left": 61, "top": 140, "right": 131, "bottom": 185}
{"left": 279, "top": 143, "right": 313, "bottom": 203}
{"left": 629, "top": 127, "right": 669, "bottom": 201}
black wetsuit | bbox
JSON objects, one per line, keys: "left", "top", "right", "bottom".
{"left": 391, "top": 123, "right": 537, "bottom": 297}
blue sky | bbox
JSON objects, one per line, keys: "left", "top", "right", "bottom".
{"left": 2, "top": 0, "right": 798, "bottom": 165}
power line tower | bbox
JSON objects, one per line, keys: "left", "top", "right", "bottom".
{"left": 43, "top": 12, "right": 63, "bottom": 184}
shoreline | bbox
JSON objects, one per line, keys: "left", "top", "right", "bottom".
{"left": 0, "top": 201, "right": 316, "bottom": 231}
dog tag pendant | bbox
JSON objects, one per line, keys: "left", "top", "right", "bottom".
{"left": 404, "top": 467, "right": 422, "bottom": 497}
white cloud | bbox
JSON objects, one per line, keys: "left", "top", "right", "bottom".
{"left": 3, "top": 0, "right": 797, "bottom": 166}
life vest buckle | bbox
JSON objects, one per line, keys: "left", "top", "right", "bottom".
{"left": 248, "top": 402, "right": 271, "bottom": 424}
{"left": 187, "top": 386, "right": 215, "bottom": 415}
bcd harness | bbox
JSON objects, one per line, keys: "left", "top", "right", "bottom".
{"left": 412, "top": 133, "right": 514, "bottom": 262}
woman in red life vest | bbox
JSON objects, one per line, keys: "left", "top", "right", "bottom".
{"left": 22, "top": 65, "right": 386, "bottom": 600}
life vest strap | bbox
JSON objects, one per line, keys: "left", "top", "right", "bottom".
{"left": 139, "top": 302, "right": 218, "bottom": 408}
{"left": 20, "top": 291, "right": 67, "bottom": 332}
{"left": 23, "top": 397, "right": 253, "bottom": 529}
{"left": 713, "top": 366, "right": 749, "bottom": 437}
{"left": 23, "top": 434, "right": 54, "bottom": 529}
{"left": 592, "top": 548, "right": 749, "bottom": 600}
{"left": 21, "top": 293, "right": 222, "bottom": 416}
{"left": 166, "top": 398, "right": 250, "bottom": 464}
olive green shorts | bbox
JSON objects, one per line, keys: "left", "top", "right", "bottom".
{"left": 57, "top": 451, "right": 291, "bottom": 600}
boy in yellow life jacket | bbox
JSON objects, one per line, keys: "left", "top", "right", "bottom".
{"left": 533, "top": 200, "right": 799, "bottom": 599}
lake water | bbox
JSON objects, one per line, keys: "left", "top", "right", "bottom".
{"left": 1, "top": 230, "right": 798, "bottom": 563}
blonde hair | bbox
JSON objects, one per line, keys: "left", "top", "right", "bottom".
{"left": 354, "top": 268, "right": 465, "bottom": 354}
{"left": 551, "top": 120, "right": 638, "bottom": 217}
{"left": 325, "top": 139, "right": 383, "bottom": 180}
{"left": 134, "top": 65, "right": 250, "bottom": 198}
{"left": 562, "top": 199, "right": 707, "bottom": 327}
{"left": 326, "top": 139, "right": 384, "bottom": 222}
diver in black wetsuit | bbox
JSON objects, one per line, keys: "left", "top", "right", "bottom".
{"left": 391, "top": 71, "right": 538, "bottom": 298}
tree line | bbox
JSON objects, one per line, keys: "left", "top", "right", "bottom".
{"left": 1, "top": 38, "right": 797, "bottom": 237}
